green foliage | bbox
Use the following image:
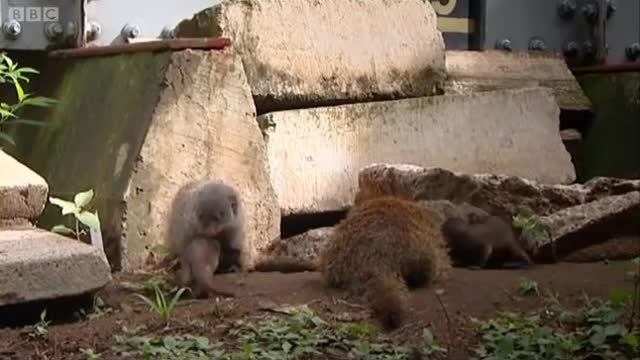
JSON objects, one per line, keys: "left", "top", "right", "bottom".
{"left": 49, "top": 189, "right": 102, "bottom": 241}
{"left": 0, "top": 52, "right": 57, "bottom": 148}
{"left": 113, "top": 327, "right": 217, "bottom": 360}
{"left": 112, "top": 306, "right": 445, "bottom": 360}
{"left": 512, "top": 210, "right": 551, "bottom": 245}
{"left": 472, "top": 292, "right": 640, "bottom": 359}
{"left": 133, "top": 281, "right": 187, "bottom": 324}
{"left": 79, "top": 348, "right": 102, "bottom": 360}
{"left": 29, "top": 309, "right": 51, "bottom": 339}
{"left": 517, "top": 279, "right": 541, "bottom": 297}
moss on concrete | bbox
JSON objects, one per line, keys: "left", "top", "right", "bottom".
{"left": 10, "top": 52, "right": 171, "bottom": 268}
{"left": 578, "top": 73, "right": 640, "bottom": 181}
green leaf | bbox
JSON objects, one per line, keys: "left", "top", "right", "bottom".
{"left": 0, "top": 132, "right": 16, "bottom": 147}
{"left": 74, "top": 189, "right": 94, "bottom": 208}
{"left": 0, "top": 108, "right": 17, "bottom": 118}
{"left": 13, "top": 78, "right": 25, "bottom": 101}
{"left": 49, "top": 197, "right": 79, "bottom": 215}
{"left": 51, "top": 225, "right": 75, "bottom": 235}
{"left": 15, "top": 67, "right": 39, "bottom": 75}
{"left": 5, "top": 119, "right": 46, "bottom": 127}
{"left": 19, "top": 96, "right": 57, "bottom": 108}
{"left": 76, "top": 210, "right": 101, "bottom": 230}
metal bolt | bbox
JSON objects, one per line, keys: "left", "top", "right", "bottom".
{"left": 606, "top": 0, "right": 616, "bottom": 18}
{"left": 495, "top": 38, "right": 512, "bottom": 51}
{"left": 557, "top": 0, "right": 577, "bottom": 19}
{"left": 528, "top": 37, "right": 547, "bottom": 52}
{"left": 581, "top": 3, "right": 598, "bottom": 24}
{"left": 582, "top": 41, "right": 596, "bottom": 57}
{"left": 563, "top": 41, "right": 580, "bottom": 57}
{"left": 86, "top": 21, "right": 101, "bottom": 41}
{"left": 626, "top": 43, "right": 640, "bottom": 61}
{"left": 2, "top": 20, "right": 22, "bottom": 38}
{"left": 160, "top": 26, "right": 176, "bottom": 39}
{"left": 44, "top": 22, "right": 64, "bottom": 41}
{"left": 65, "top": 21, "right": 78, "bottom": 40}
{"left": 121, "top": 23, "right": 141, "bottom": 40}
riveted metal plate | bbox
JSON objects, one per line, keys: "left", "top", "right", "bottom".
{"left": 0, "top": 0, "right": 83, "bottom": 50}
{"left": 85, "top": 0, "right": 218, "bottom": 46}
{"left": 431, "top": 0, "right": 482, "bottom": 50}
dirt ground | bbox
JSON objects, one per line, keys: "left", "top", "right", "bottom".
{"left": 0, "top": 262, "right": 632, "bottom": 360}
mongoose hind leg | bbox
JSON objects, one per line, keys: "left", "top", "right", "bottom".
{"left": 182, "top": 237, "right": 235, "bottom": 298}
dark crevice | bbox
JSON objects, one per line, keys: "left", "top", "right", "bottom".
{"left": 0, "top": 293, "right": 94, "bottom": 328}
{"left": 281, "top": 210, "right": 347, "bottom": 239}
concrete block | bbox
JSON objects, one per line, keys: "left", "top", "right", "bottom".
{"left": 176, "top": 0, "right": 446, "bottom": 113}
{"left": 445, "top": 50, "right": 592, "bottom": 112}
{"left": 260, "top": 87, "right": 576, "bottom": 215}
{"left": 11, "top": 48, "right": 279, "bottom": 271}
{"left": 0, "top": 229, "right": 112, "bottom": 306}
{"left": 0, "top": 150, "right": 48, "bottom": 220}
{"left": 125, "top": 49, "right": 280, "bottom": 269}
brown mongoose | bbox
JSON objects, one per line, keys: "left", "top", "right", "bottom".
{"left": 166, "top": 179, "right": 248, "bottom": 297}
{"left": 319, "top": 196, "right": 451, "bottom": 330}
{"left": 441, "top": 212, "right": 532, "bottom": 270}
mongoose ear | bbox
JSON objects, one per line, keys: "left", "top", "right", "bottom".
{"left": 229, "top": 195, "right": 239, "bottom": 215}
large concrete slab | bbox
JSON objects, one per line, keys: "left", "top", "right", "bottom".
{"left": 10, "top": 48, "right": 279, "bottom": 271}
{"left": 0, "top": 150, "right": 48, "bottom": 220}
{"left": 260, "top": 87, "right": 576, "bottom": 215}
{"left": 125, "top": 49, "right": 280, "bottom": 270}
{"left": 176, "top": 0, "right": 446, "bottom": 113}
{"left": 444, "top": 50, "right": 592, "bottom": 112}
{"left": 0, "top": 229, "right": 112, "bottom": 306}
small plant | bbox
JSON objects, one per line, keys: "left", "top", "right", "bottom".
{"left": 472, "top": 293, "right": 640, "bottom": 359}
{"left": 49, "top": 189, "right": 101, "bottom": 241}
{"left": 113, "top": 326, "right": 221, "bottom": 359}
{"left": 29, "top": 309, "right": 51, "bottom": 339}
{"left": 0, "top": 52, "right": 57, "bottom": 147}
{"left": 517, "top": 278, "right": 541, "bottom": 297}
{"left": 133, "top": 281, "right": 187, "bottom": 324}
{"left": 79, "top": 348, "right": 101, "bottom": 359}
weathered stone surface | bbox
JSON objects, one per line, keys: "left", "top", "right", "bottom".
{"left": 535, "top": 191, "right": 640, "bottom": 258}
{"left": 262, "top": 87, "right": 575, "bottom": 215}
{"left": 0, "top": 229, "right": 112, "bottom": 306}
{"left": 564, "top": 236, "right": 640, "bottom": 262}
{"left": 263, "top": 227, "right": 335, "bottom": 262}
{"left": 445, "top": 50, "right": 591, "bottom": 111}
{"left": 125, "top": 49, "right": 280, "bottom": 270}
{"left": 0, "top": 151, "right": 48, "bottom": 220}
{"left": 11, "top": 49, "right": 279, "bottom": 271}
{"left": 176, "top": 0, "right": 446, "bottom": 113}
{"left": 356, "top": 164, "right": 640, "bottom": 217}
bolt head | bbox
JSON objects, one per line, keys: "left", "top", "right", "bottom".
{"left": 495, "top": 39, "right": 512, "bottom": 51}
{"left": 626, "top": 43, "right": 640, "bottom": 61}
{"left": 558, "top": 0, "right": 577, "bottom": 19}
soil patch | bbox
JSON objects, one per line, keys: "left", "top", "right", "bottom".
{"left": 0, "top": 262, "right": 631, "bottom": 359}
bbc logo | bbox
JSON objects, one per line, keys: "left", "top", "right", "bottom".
{"left": 7, "top": 7, "right": 59, "bottom": 22}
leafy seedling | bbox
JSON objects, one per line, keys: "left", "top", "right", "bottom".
{"left": 517, "top": 278, "right": 541, "bottom": 297}
{"left": 49, "top": 189, "right": 101, "bottom": 240}
{"left": 29, "top": 309, "right": 51, "bottom": 339}
{"left": 134, "top": 281, "right": 187, "bottom": 325}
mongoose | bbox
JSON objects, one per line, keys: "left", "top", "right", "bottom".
{"left": 441, "top": 212, "right": 532, "bottom": 270}
{"left": 319, "top": 196, "right": 451, "bottom": 330}
{"left": 166, "top": 179, "right": 248, "bottom": 297}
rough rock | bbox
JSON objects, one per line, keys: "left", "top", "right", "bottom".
{"left": 535, "top": 191, "right": 640, "bottom": 259}
{"left": 444, "top": 50, "right": 591, "bottom": 111}
{"left": 0, "top": 150, "right": 48, "bottom": 220}
{"left": 0, "top": 229, "right": 112, "bottom": 306}
{"left": 563, "top": 236, "right": 640, "bottom": 262}
{"left": 263, "top": 227, "right": 335, "bottom": 262}
{"left": 175, "top": 0, "right": 446, "bottom": 113}
{"left": 262, "top": 87, "right": 575, "bottom": 216}
{"left": 124, "top": 49, "right": 279, "bottom": 270}
{"left": 357, "top": 164, "right": 640, "bottom": 218}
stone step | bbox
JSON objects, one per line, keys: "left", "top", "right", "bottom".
{"left": 260, "top": 86, "right": 576, "bottom": 216}
{"left": 0, "top": 229, "right": 112, "bottom": 306}
{"left": 0, "top": 151, "right": 48, "bottom": 221}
